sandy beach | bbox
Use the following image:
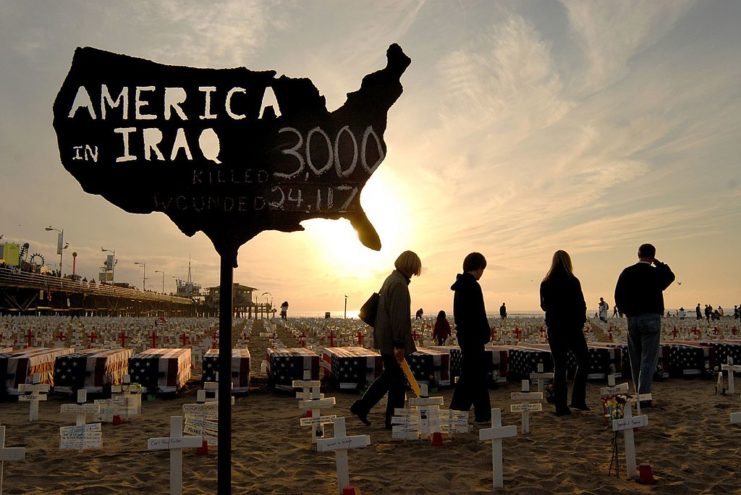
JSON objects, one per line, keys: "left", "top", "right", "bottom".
{"left": 2, "top": 370, "right": 739, "bottom": 494}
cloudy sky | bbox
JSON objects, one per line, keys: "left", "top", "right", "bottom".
{"left": 1, "top": 0, "right": 739, "bottom": 316}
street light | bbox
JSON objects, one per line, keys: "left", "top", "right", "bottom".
{"left": 344, "top": 294, "right": 348, "bottom": 319}
{"left": 155, "top": 270, "right": 165, "bottom": 293}
{"left": 134, "top": 261, "right": 147, "bottom": 291}
{"left": 101, "top": 247, "right": 116, "bottom": 284}
{"left": 44, "top": 226, "right": 67, "bottom": 277}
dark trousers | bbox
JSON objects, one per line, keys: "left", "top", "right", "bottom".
{"left": 547, "top": 325, "right": 589, "bottom": 410}
{"left": 450, "top": 345, "right": 491, "bottom": 422}
{"left": 356, "top": 353, "right": 406, "bottom": 426}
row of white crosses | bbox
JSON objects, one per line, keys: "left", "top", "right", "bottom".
{"left": 391, "top": 383, "right": 468, "bottom": 441}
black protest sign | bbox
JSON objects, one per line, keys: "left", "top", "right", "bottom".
{"left": 53, "top": 45, "right": 411, "bottom": 265}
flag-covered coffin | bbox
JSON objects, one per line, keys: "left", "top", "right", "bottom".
{"left": 0, "top": 347, "right": 74, "bottom": 395}
{"left": 661, "top": 342, "right": 711, "bottom": 377}
{"left": 441, "top": 345, "right": 509, "bottom": 386}
{"left": 321, "top": 346, "right": 382, "bottom": 390}
{"left": 565, "top": 344, "right": 623, "bottom": 381}
{"left": 267, "top": 347, "right": 319, "bottom": 391}
{"left": 128, "top": 348, "right": 191, "bottom": 393}
{"left": 202, "top": 348, "right": 251, "bottom": 393}
{"left": 408, "top": 347, "right": 451, "bottom": 387}
{"left": 700, "top": 341, "right": 741, "bottom": 372}
{"left": 507, "top": 345, "right": 554, "bottom": 380}
{"left": 617, "top": 343, "right": 666, "bottom": 380}
{"left": 54, "top": 348, "right": 133, "bottom": 394}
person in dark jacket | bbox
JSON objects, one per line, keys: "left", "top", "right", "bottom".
{"left": 449, "top": 252, "right": 492, "bottom": 423}
{"left": 432, "top": 310, "right": 451, "bottom": 345}
{"left": 540, "top": 250, "right": 590, "bottom": 416}
{"left": 614, "top": 243, "right": 674, "bottom": 406}
{"left": 351, "top": 250, "right": 422, "bottom": 429}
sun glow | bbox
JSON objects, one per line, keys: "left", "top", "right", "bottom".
{"left": 304, "top": 172, "right": 416, "bottom": 278}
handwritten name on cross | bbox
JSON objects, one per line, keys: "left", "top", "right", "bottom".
{"left": 18, "top": 373, "right": 50, "bottom": 422}
{"left": 510, "top": 380, "right": 543, "bottom": 434}
{"left": 600, "top": 374, "right": 630, "bottom": 398}
{"left": 478, "top": 408, "right": 517, "bottom": 489}
{"left": 317, "top": 417, "right": 370, "bottom": 495}
{"left": 183, "top": 396, "right": 219, "bottom": 446}
{"left": 721, "top": 357, "right": 741, "bottom": 395}
{"left": 612, "top": 401, "right": 648, "bottom": 480}
{"left": 147, "top": 416, "right": 203, "bottom": 495}
{"left": 59, "top": 390, "right": 102, "bottom": 450}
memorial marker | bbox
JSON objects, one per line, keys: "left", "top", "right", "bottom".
{"left": 510, "top": 380, "right": 543, "bottom": 434}
{"left": 298, "top": 384, "right": 336, "bottom": 444}
{"left": 721, "top": 357, "right": 741, "bottom": 395}
{"left": 612, "top": 401, "right": 648, "bottom": 480}
{"left": 17, "top": 373, "right": 49, "bottom": 422}
{"left": 317, "top": 417, "right": 370, "bottom": 495}
{"left": 1, "top": 425, "right": 26, "bottom": 495}
{"left": 529, "top": 362, "right": 553, "bottom": 394}
{"left": 478, "top": 408, "right": 517, "bottom": 489}
{"left": 60, "top": 389, "right": 102, "bottom": 450}
{"left": 147, "top": 416, "right": 203, "bottom": 495}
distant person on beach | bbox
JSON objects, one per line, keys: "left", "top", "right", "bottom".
{"left": 351, "top": 250, "right": 422, "bottom": 429}
{"left": 540, "top": 250, "right": 590, "bottom": 416}
{"left": 696, "top": 304, "right": 702, "bottom": 320}
{"left": 499, "top": 302, "right": 507, "bottom": 319}
{"left": 432, "top": 310, "right": 451, "bottom": 346}
{"left": 450, "top": 252, "right": 492, "bottom": 424}
{"left": 612, "top": 305, "right": 619, "bottom": 318}
{"left": 598, "top": 297, "right": 609, "bottom": 322}
{"left": 734, "top": 305, "right": 739, "bottom": 320}
{"left": 705, "top": 305, "right": 712, "bottom": 322}
{"left": 678, "top": 307, "right": 686, "bottom": 320}
{"left": 615, "top": 243, "right": 675, "bottom": 407}
{"left": 280, "top": 301, "right": 289, "bottom": 320}
{"left": 415, "top": 308, "right": 424, "bottom": 319}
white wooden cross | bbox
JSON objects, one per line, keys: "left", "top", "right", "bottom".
{"left": 59, "top": 389, "right": 102, "bottom": 450}
{"left": 612, "top": 400, "right": 648, "bottom": 480}
{"left": 1, "top": 425, "right": 26, "bottom": 495}
{"left": 293, "top": 379, "right": 325, "bottom": 400}
{"left": 203, "top": 378, "right": 235, "bottom": 405}
{"left": 478, "top": 408, "right": 517, "bottom": 489}
{"left": 407, "top": 394, "right": 445, "bottom": 439}
{"left": 111, "top": 374, "right": 142, "bottom": 417}
{"left": 147, "top": 416, "right": 203, "bottom": 495}
{"left": 721, "top": 357, "right": 741, "bottom": 395}
{"left": 18, "top": 373, "right": 49, "bottom": 422}
{"left": 529, "top": 362, "right": 554, "bottom": 394}
{"left": 316, "top": 417, "right": 370, "bottom": 495}
{"left": 731, "top": 412, "right": 741, "bottom": 424}
{"left": 296, "top": 381, "right": 336, "bottom": 444}
{"left": 510, "top": 379, "right": 543, "bottom": 434}
{"left": 600, "top": 374, "right": 630, "bottom": 398}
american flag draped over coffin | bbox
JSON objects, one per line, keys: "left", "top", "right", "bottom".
{"left": 661, "top": 342, "right": 711, "bottom": 377}
{"left": 408, "top": 347, "right": 451, "bottom": 387}
{"left": 321, "top": 346, "right": 382, "bottom": 390}
{"left": 700, "top": 340, "right": 741, "bottom": 372}
{"left": 564, "top": 344, "right": 623, "bottom": 380}
{"left": 266, "top": 347, "right": 319, "bottom": 391}
{"left": 507, "top": 345, "right": 554, "bottom": 380}
{"left": 1, "top": 347, "right": 74, "bottom": 395}
{"left": 128, "top": 348, "right": 191, "bottom": 394}
{"left": 202, "top": 348, "right": 251, "bottom": 393}
{"left": 54, "top": 348, "right": 133, "bottom": 394}
{"left": 438, "top": 344, "right": 509, "bottom": 387}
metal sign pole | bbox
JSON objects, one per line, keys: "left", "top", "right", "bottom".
{"left": 218, "top": 256, "right": 234, "bottom": 493}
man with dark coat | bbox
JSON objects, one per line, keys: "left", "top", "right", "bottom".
{"left": 449, "top": 252, "right": 492, "bottom": 423}
{"left": 615, "top": 243, "right": 675, "bottom": 406}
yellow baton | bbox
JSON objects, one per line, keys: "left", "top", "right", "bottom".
{"left": 400, "top": 359, "right": 422, "bottom": 397}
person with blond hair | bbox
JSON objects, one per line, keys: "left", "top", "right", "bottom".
{"left": 351, "top": 250, "right": 422, "bottom": 429}
{"left": 540, "top": 250, "right": 589, "bottom": 416}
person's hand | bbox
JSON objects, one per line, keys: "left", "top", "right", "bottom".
{"left": 652, "top": 258, "right": 660, "bottom": 265}
{"left": 394, "top": 347, "right": 405, "bottom": 364}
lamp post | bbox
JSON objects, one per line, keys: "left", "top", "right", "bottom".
{"left": 261, "top": 291, "right": 272, "bottom": 317}
{"left": 344, "top": 294, "right": 348, "bottom": 319}
{"left": 155, "top": 270, "right": 165, "bottom": 293}
{"left": 44, "top": 226, "right": 66, "bottom": 277}
{"left": 101, "top": 247, "right": 116, "bottom": 283}
{"left": 134, "top": 261, "right": 147, "bottom": 291}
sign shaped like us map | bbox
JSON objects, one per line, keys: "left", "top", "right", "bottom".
{"left": 53, "top": 44, "right": 411, "bottom": 265}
